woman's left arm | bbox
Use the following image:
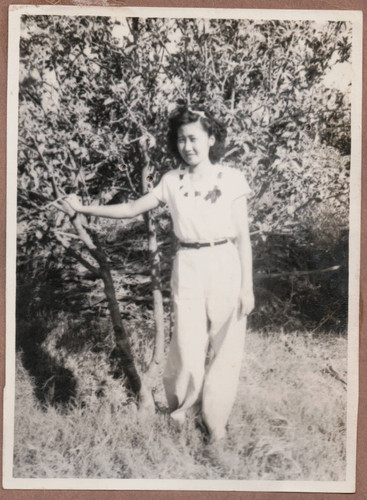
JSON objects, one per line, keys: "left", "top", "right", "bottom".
{"left": 232, "top": 196, "right": 255, "bottom": 317}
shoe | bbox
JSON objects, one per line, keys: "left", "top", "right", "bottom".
{"left": 210, "top": 428, "right": 226, "bottom": 442}
{"left": 170, "top": 410, "right": 186, "bottom": 427}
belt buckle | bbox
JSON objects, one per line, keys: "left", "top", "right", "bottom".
{"left": 194, "top": 242, "right": 201, "bottom": 249}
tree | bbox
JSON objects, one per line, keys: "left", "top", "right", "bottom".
{"left": 18, "top": 15, "right": 160, "bottom": 406}
{"left": 17, "top": 15, "right": 352, "bottom": 403}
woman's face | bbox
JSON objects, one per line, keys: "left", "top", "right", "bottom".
{"left": 176, "top": 121, "right": 215, "bottom": 167}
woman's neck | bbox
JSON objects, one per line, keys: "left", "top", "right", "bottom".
{"left": 188, "top": 159, "right": 214, "bottom": 180}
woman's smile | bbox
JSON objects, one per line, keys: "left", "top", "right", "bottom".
{"left": 177, "top": 121, "right": 215, "bottom": 167}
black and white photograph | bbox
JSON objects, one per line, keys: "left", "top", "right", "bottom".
{"left": 4, "top": 5, "right": 362, "bottom": 492}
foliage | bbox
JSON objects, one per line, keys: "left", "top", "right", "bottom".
{"left": 17, "top": 15, "right": 352, "bottom": 330}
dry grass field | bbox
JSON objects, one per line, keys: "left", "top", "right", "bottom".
{"left": 13, "top": 314, "right": 347, "bottom": 481}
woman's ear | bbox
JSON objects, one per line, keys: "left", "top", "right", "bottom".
{"left": 209, "top": 135, "right": 216, "bottom": 147}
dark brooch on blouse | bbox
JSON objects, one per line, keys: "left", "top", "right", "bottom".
{"left": 179, "top": 167, "right": 223, "bottom": 203}
{"left": 204, "top": 186, "right": 222, "bottom": 203}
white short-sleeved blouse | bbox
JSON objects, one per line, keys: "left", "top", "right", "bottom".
{"left": 152, "top": 164, "right": 251, "bottom": 243}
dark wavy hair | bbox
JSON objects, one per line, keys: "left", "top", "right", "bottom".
{"left": 167, "top": 107, "right": 227, "bottom": 163}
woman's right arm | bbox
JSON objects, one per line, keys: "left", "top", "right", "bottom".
{"left": 66, "top": 192, "right": 160, "bottom": 219}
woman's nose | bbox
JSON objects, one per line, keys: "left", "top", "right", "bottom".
{"left": 184, "top": 140, "right": 193, "bottom": 152}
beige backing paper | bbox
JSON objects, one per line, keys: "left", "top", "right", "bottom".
{"left": 1, "top": 2, "right": 365, "bottom": 498}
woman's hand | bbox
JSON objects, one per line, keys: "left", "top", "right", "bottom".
{"left": 238, "top": 288, "right": 255, "bottom": 319}
{"left": 65, "top": 194, "right": 84, "bottom": 213}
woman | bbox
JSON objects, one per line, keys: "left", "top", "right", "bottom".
{"left": 66, "top": 107, "right": 254, "bottom": 442}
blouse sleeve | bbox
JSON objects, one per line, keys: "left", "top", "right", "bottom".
{"left": 152, "top": 173, "right": 169, "bottom": 204}
{"left": 230, "top": 169, "right": 251, "bottom": 200}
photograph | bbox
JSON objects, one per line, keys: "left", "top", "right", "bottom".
{"left": 3, "top": 5, "right": 362, "bottom": 492}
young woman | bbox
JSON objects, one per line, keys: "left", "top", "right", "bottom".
{"left": 66, "top": 107, "right": 254, "bottom": 442}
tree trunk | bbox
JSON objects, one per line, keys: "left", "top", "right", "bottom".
{"left": 57, "top": 201, "right": 154, "bottom": 407}
{"left": 31, "top": 136, "right": 148, "bottom": 402}
{"left": 89, "top": 236, "right": 154, "bottom": 410}
{"left": 91, "top": 240, "right": 142, "bottom": 394}
{"left": 141, "top": 146, "right": 165, "bottom": 373}
{"left": 144, "top": 214, "right": 165, "bottom": 369}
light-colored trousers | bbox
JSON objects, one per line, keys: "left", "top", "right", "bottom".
{"left": 163, "top": 241, "right": 247, "bottom": 439}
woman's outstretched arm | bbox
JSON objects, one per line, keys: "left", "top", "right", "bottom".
{"left": 66, "top": 192, "right": 160, "bottom": 219}
{"left": 232, "top": 196, "right": 255, "bottom": 317}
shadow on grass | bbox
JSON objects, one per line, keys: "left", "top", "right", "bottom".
{"left": 16, "top": 318, "right": 77, "bottom": 409}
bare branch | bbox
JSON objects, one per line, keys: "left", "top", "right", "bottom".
{"left": 54, "top": 232, "right": 100, "bottom": 276}
{"left": 223, "top": 146, "right": 241, "bottom": 160}
{"left": 43, "top": 195, "right": 68, "bottom": 209}
{"left": 30, "top": 134, "right": 62, "bottom": 199}
{"left": 54, "top": 230, "right": 81, "bottom": 241}
{"left": 256, "top": 265, "right": 341, "bottom": 280}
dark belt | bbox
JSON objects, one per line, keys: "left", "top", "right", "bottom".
{"left": 180, "top": 239, "right": 228, "bottom": 249}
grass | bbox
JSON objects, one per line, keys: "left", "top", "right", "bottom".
{"left": 13, "top": 313, "right": 347, "bottom": 481}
